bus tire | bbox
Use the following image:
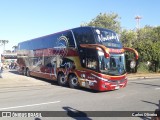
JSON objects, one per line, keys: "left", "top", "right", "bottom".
{"left": 69, "top": 74, "right": 79, "bottom": 89}
{"left": 57, "top": 73, "right": 68, "bottom": 86}
{"left": 23, "top": 68, "right": 27, "bottom": 76}
{"left": 26, "top": 68, "right": 30, "bottom": 77}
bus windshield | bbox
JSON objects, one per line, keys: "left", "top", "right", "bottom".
{"left": 94, "top": 28, "right": 122, "bottom": 49}
{"left": 98, "top": 51, "right": 126, "bottom": 76}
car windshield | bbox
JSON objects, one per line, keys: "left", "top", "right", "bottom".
{"left": 98, "top": 51, "right": 126, "bottom": 76}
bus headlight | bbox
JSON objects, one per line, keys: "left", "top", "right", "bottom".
{"left": 81, "top": 74, "right": 86, "bottom": 78}
{"left": 102, "top": 84, "right": 107, "bottom": 88}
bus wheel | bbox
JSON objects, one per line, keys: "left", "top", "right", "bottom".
{"left": 57, "top": 73, "right": 68, "bottom": 86}
{"left": 23, "top": 68, "right": 26, "bottom": 76}
{"left": 69, "top": 74, "right": 79, "bottom": 89}
{"left": 26, "top": 68, "right": 30, "bottom": 77}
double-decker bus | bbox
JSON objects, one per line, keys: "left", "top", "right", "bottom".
{"left": 17, "top": 26, "right": 138, "bottom": 91}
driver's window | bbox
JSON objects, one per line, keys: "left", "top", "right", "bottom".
{"left": 110, "top": 57, "right": 116, "bottom": 68}
{"left": 84, "top": 49, "right": 98, "bottom": 71}
{"left": 86, "top": 58, "right": 97, "bottom": 70}
{"left": 99, "top": 56, "right": 109, "bottom": 70}
{"left": 44, "top": 57, "right": 52, "bottom": 67}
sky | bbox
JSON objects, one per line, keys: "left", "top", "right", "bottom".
{"left": 0, "top": 0, "right": 160, "bottom": 52}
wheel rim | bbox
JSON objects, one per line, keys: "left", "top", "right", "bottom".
{"left": 27, "top": 69, "right": 30, "bottom": 76}
{"left": 71, "top": 77, "right": 78, "bottom": 86}
{"left": 60, "top": 75, "right": 66, "bottom": 84}
{"left": 23, "top": 69, "right": 26, "bottom": 75}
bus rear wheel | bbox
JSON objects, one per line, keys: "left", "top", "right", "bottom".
{"left": 57, "top": 73, "right": 68, "bottom": 87}
{"left": 26, "top": 68, "right": 30, "bottom": 77}
{"left": 23, "top": 68, "right": 26, "bottom": 76}
{"left": 69, "top": 74, "right": 79, "bottom": 89}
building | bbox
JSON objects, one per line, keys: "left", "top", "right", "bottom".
{"left": 1, "top": 51, "right": 17, "bottom": 69}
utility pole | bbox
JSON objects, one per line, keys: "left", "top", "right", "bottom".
{"left": 135, "top": 15, "right": 142, "bottom": 30}
{"left": 134, "top": 16, "right": 142, "bottom": 73}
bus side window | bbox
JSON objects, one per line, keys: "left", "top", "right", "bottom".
{"left": 60, "top": 58, "right": 74, "bottom": 69}
{"left": 85, "top": 54, "right": 98, "bottom": 70}
{"left": 44, "top": 57, "right": 52, "bottom": 68}
{"left": 33, "top": 58, "right": 38, "bottom": 65}
{"left": 79, "top": 48, "right": 98, "bottom": 71}
{"left": 86, "top": 58, "right": 97, "bottom": 70}
{"left": 46, "top": 63, "right": 52, "bottom": 68}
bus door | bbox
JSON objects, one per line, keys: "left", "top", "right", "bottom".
{"left": 31, "top": 57, "right": 43, "bottom": 77}
{"left": 43, "top": 57, "right": 57, "bottom": 80}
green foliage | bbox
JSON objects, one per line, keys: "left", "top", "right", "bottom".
{"left": 81, "top": 12, "right": 121, "bottom": 33}
{"left": 137, "top": 62, "right": 149, "bottom": 73}
{"left": 120, "top": 30, "right": 137, "bottom": 47}
{"left": 81, "top": 12, "right": 160, "bottom": 72}
{"left": 0, "top": 40, "right": 9, "bottom": 45}
{"left": 120, "top": 25, "right": 160, "bottom": 72}
{"left": 0, "top": 40, "right": 9, "bottom": 51}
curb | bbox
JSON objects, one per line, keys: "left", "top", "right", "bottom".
{"left": 128, "top": 76, "right": 160, "bottom": 80}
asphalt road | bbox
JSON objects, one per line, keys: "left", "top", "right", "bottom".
{"left": 0, "top": 70, "right": 160, "bottom": 120}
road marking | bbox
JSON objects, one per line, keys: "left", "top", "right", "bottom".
{"left": 155, "top": 88, "right": 160, "bottom": 90}
{"left": 0, "top": 101, "right": 60, "bottom": 110}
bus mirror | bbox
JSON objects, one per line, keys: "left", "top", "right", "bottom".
{"left": 123, "top": 47, "right": 139, "bottom": 60}
{"left": 98, "top": 50, "right": 109, "bottom": 58}
{"left": 130, "top": 60, "right": 136, "bottom": 69}
{"left": 80, "top": 44, "right": 110, "bottom": 58}
{"left": 98, "top": 50, "right": 104, "bottom": 56}
{"left": 104, "top": 53, "right": 110, "bottom": 58}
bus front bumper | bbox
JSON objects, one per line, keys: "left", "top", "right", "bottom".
{"left": 98, "top": 78, "right": 128, "bottom": 91}
{"left": 79, "top": 77, "right": 128, "bottom": 91}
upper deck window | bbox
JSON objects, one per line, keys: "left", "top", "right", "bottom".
{"left": 73, "top": 27, "right": 95, "bottom": 46}
{"left": 18, "top": 31, "right": 75, "bottom": 50}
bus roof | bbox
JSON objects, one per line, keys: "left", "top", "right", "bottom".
{"left": 18, "top": 26, "right": 118, "bottom": 50}
{"left": 19, "top": 26, "right": 115, "bottom": 44}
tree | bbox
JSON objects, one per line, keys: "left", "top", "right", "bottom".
{"left": 120, "top": 25, "right": 160, "bottom": 72}
{"left": 134, "top": 26, "right": 160, "bottom": 72}
{"left": 81, "top": 13, "right": 121, "bottom": 33}
{"left": 0, "top": 40, "right": 9, "bottom": 51}
{"left": 120, "top": 29, "right": 137, "bottom": 48}
{"left": 81, "top": 13, "right": 160, "bottom": 72}
{"left": 12, "top": 45, "right": 18, "bottom": 52}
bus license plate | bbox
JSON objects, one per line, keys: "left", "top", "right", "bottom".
{"left": 115, "top": 86, "right": 120, "bottom": 90}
